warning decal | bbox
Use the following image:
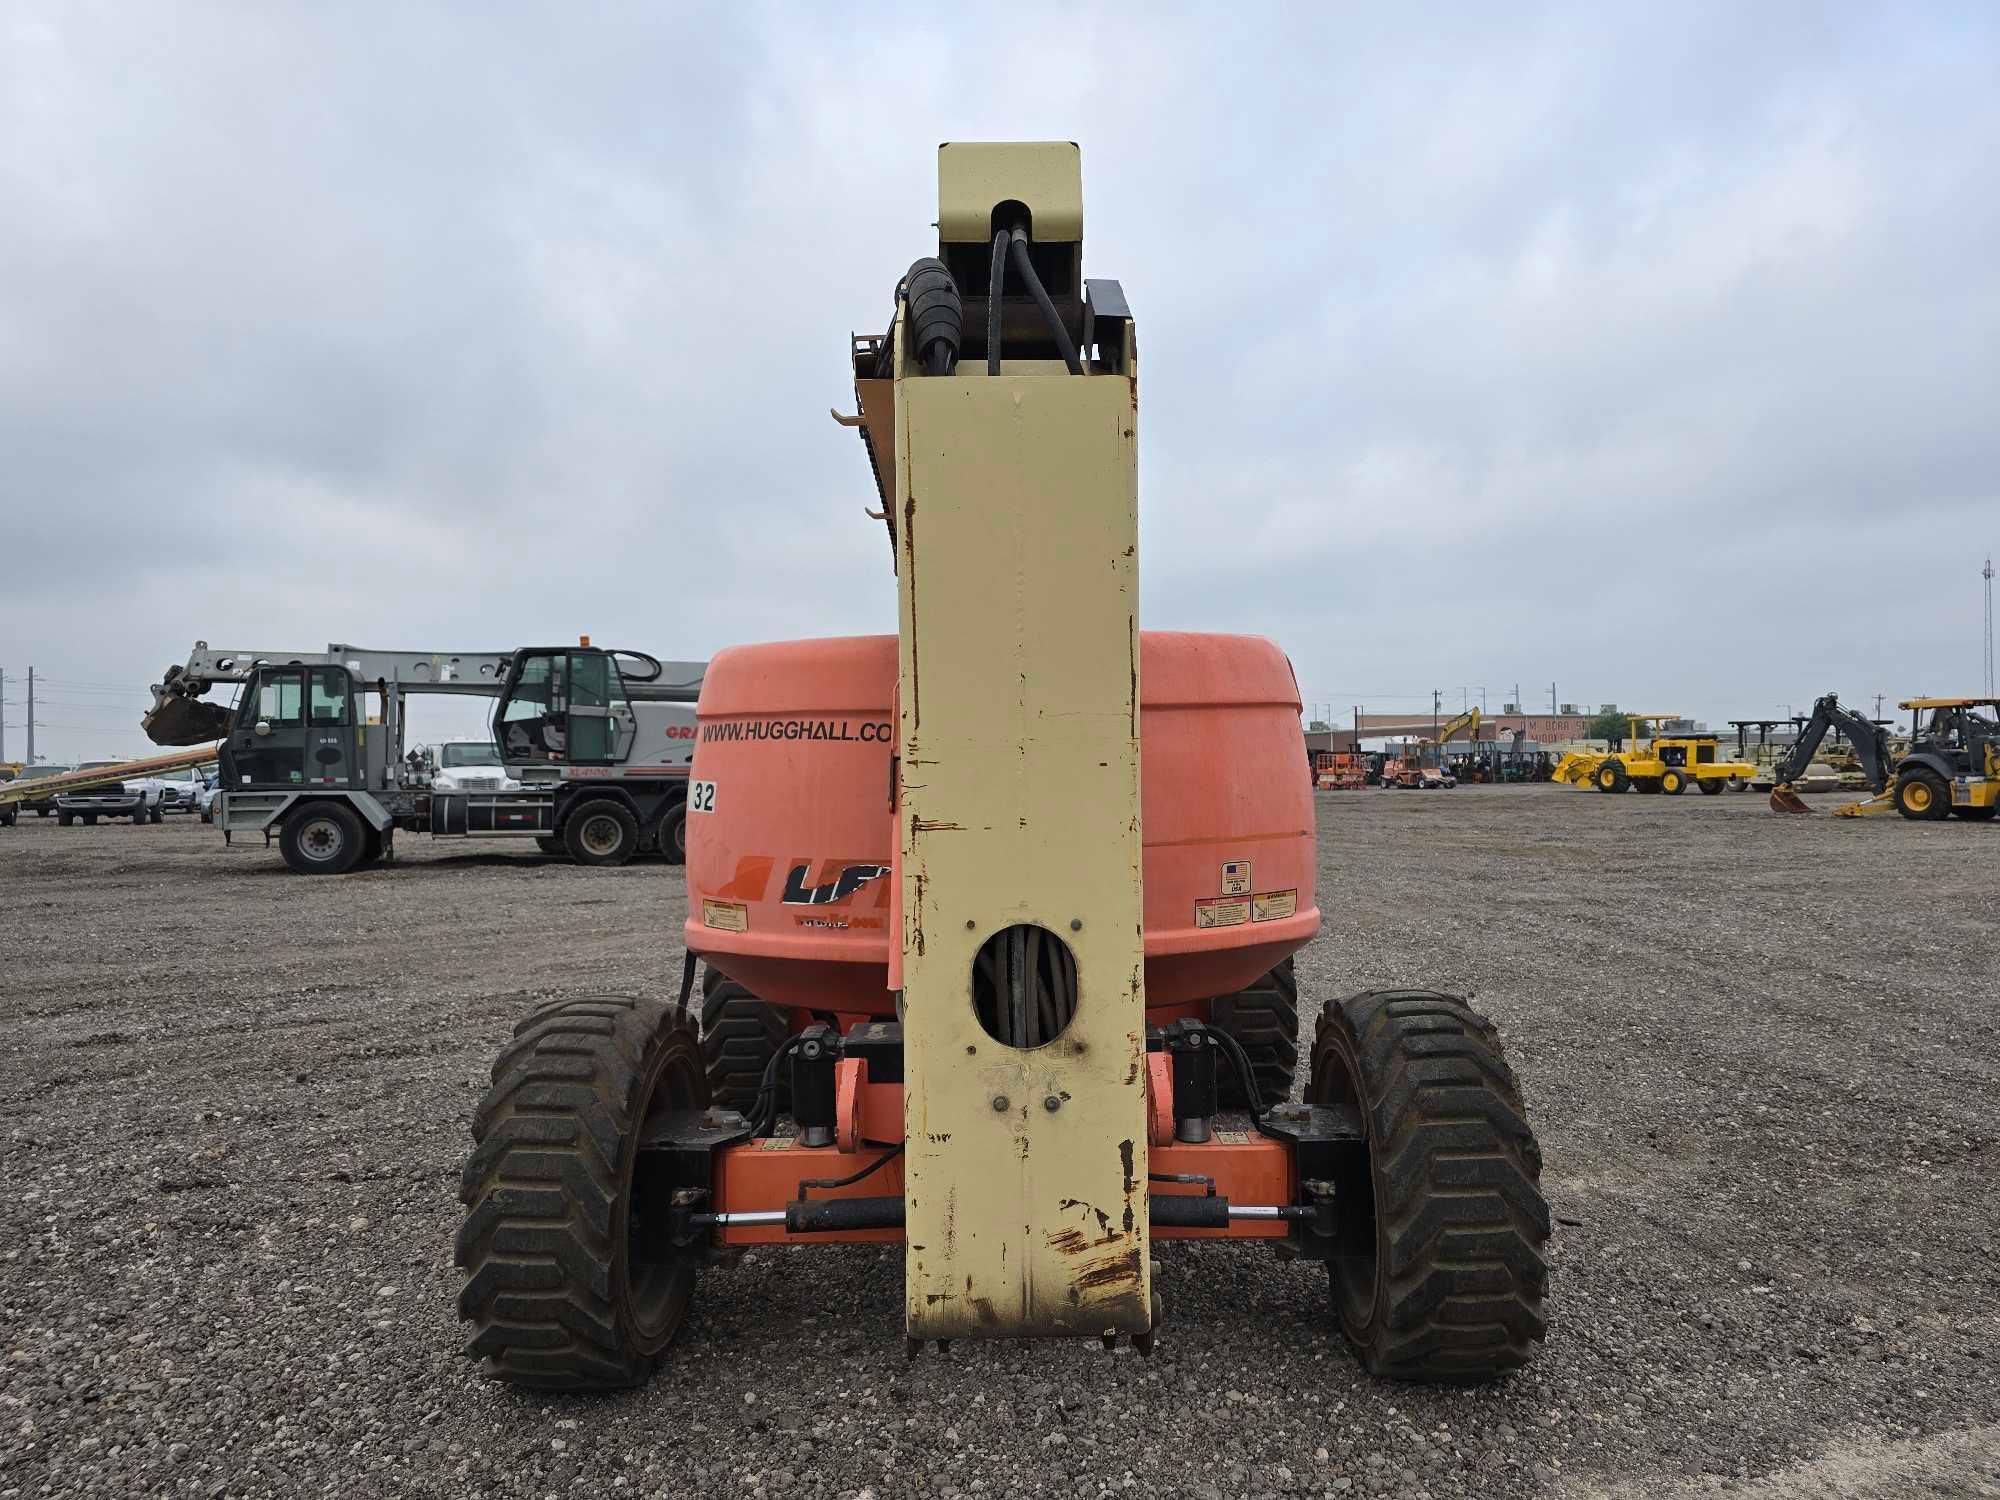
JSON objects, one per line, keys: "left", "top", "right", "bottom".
{"left": 1220, "top": 860, "right": 1252, "bottom": 896}
{"left": 702, "top": 899, "right": 749, "bottom": 932}
{"left": 1194, "top": 896, "right": 1251, "bottom": 929}
{"left": 1252, "top": 889, "right": 1298, "bottom": 923}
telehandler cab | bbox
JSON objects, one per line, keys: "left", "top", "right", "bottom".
{"left": 455, "top": 143, "right": 1548, "bottom": 1389}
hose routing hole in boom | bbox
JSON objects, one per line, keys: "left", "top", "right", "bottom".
{"left": 972, "top": 924, "right": 1079, "bottom": 1049}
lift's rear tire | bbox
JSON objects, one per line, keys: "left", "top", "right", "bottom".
{"left": 457, "top": 995, "right": 706, "bottom": 1389}
{"left": 699, "top": 966, "right": 790, "bottom": 1113}
{"left": 1310, "top": 989, "right": 1549, "bottom": 1382}
{"left": 1593, "top": 761, "right": 1627, "bottom": 794}
{"left": 565, "top": 799, "right": 639, "bottom": 866}
{"left": 1210, "top": 958, "right": 1300, "bottom": 1111}
{"left": 1895, "top": 770, "right": 1951, "bottom": 822}
{"left": 655, "top": 801, "right": 688, "bottom": 865}
{"left": 1697, "top": 777, "right": 1723, "bottom": 796}
{"left": 279, "top": 802, "right": 366, "bottom": 875}
{"left": 1659, "top": 770, "right": 1685, "bottom": 795}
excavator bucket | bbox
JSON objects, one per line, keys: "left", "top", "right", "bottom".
{"left": 1768, "top": 784, "right": 1812, "bottom": 815}
{"left": 142, "top": 688, "right": 234, "bottom": 746}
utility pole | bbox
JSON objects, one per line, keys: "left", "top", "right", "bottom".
{"left": 1873, "top": 692, "right": 1885, "bottom": 721}
{"left": 1549, "top": 682, "right": 1557, "bottom": 715}
{"left": 25, "top": 667, "right": 35, "bottom": 767}
{"left": 1, "top": 667, "right": 6, "bottom": 763}
{"left": 1984, "top": 556, "right": 1995, "bottom": 698}
{"left": 1432, "top": 688, "right": 1441, "bottom": 743}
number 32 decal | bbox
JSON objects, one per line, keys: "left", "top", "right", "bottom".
{"left": 688, "top": 780, "right": 717, "bottom": 814}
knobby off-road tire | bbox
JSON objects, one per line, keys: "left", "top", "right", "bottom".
{"left": 1211, "top": 958, "right": 1300, "bottom": 1111}
{"left": 457, "top": 995, "right": 707, "bottom": 1389}
{"left": 1593, "top": 761, "right": 1628, "bottom": 794}
{"left": 1895, "top": 769, "right": 1952, "bottom": 822}
{"left": 1310, "top": 989, "right": 1549, "bottom": 1381}
{"left": 699, "top": 966, "right": 789, "bottom": 1113}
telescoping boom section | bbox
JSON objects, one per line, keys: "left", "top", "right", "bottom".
{"left": 454, "top": 142, "right": 1549, "bottom": 1389}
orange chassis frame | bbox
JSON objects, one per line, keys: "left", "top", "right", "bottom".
{"left": 707, "top": 1054, "right": 1297, "bottom": 1248}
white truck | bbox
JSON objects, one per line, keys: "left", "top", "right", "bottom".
{"left": 55, "top": 762, "right": 169, "bottom": 825}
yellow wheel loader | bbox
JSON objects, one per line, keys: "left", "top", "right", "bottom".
{"left": 1555, "top": 715, "right": 1757, "bottom": 796}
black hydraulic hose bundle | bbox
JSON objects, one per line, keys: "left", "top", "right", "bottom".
{"left": 1007, "top": 227, "right": 1083, "bottom": 374}
{"left": 987, "top": 229, "right": 1009, "bottom": 374}
{"left": 1211, "top": 1025, "right": 1271, "bottom": 1135}
{"left": 749, "top": 1033, "right": 809, "bottom": 1136}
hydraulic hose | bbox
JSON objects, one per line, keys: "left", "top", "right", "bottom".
{"left": 1008, "top": 227, "right": 1083, "bottom": 374}
{"left": 987, "top": 229, "right": 1009, "bottom": 374}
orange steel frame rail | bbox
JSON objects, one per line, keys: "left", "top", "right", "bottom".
{"left": 705, "top": 1060, "right": 1292, "bottom": 1248}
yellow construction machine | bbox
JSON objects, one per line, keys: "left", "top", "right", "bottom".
{"left": 1773, "top": 695, "right": 2000, "bottom": 820}
{"left": 1552, "top": 714, "right": 1756, "bottom": 796}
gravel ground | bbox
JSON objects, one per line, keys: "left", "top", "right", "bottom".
{"left": 2, "top": 788, "right": 1996, "bottom": 1499}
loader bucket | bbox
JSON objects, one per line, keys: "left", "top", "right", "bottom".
{"left": 1768, "top": 784, "right": 1811, "bottom": 815}
{"left": 142, "top": 694, "right": 234, "bottom": 746}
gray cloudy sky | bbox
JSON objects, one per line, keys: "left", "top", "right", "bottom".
{"left": 3, "top": 2, "right": 1996, "bottom": 762}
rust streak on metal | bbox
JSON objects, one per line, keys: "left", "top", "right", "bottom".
{"left": 909, "top": 818, "right": 965, "bottom": 832}
{"left": 1073, "top": 1246, "right": 1143, "bottom": 1294}
{"left": 970, "top": 1296, "right": 1000, "bottom": 1326}
{"left": 1058, "top": 1198, "right": 1114, "bottom": 1238}
{"left": 1047, "top": 1227, "right": 1090, "bottom": 1256}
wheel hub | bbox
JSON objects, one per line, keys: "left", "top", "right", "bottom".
{"left": 301, "top": 819, "right": 344, "bottom": 860}
{"left": 581, "top": 816, "right": 621, "bottom": 856}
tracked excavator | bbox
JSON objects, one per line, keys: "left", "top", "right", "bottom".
{"left": 454, "top": 142, "right": 1548, "bottom": 1389}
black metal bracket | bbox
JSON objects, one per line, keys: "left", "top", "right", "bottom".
{"left": 1254, "top": 1102, "right": 1364, "bottom": 1262}
{"left": 636, "top": 1106, "right": 756, "bottom": 1262}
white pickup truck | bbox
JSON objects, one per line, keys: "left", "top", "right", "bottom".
{"left": 56, "top": 762, "right": 169, "bottom": 825}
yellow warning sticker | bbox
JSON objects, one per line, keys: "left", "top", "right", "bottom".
{"left": 1220, "top": 860, "right": 1252, "bottom": 896}
{"left": 1252, "top": 889, "right": 1298, "bottom": 923}
{"left": 1195, "top": 896, "right": 1251, "bottom": 928}
{"left": 702, "top": 899, "right": 749, "bottom": 933}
